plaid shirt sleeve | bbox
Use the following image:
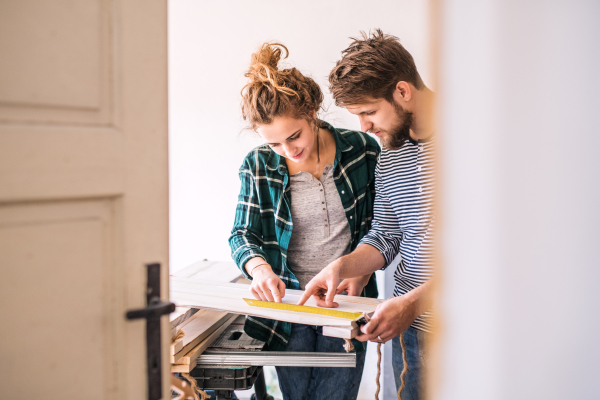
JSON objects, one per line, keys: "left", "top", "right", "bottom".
{"left": 229, "top": 156, "right": 269, "bottom": 278}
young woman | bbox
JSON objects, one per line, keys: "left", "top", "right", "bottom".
{"left": 229, "top": 43, "right": 379, "bottom": 400}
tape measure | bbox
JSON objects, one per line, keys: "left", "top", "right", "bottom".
{"left": 243, "top": 298, "right": 364, "bottom": 321}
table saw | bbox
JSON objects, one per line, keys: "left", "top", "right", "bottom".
{"left": 171, "top": 260, "right": 358, "bottom": 400}
{"left": 180, "top": 315, "right": 356, "bottom": 400}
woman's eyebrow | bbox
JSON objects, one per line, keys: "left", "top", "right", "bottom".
{"left": 286, "top": 129, "right": 302, "bottom": 140}
{"left": 267, "top": 129, "right": 302, "bottom": 145}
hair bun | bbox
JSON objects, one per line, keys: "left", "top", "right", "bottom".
{"left": 245, "top": 43, "right": 297, "bottom": 96}
{"left": 241, "top": 42, "right": 323, "bottom": 128}
{"left": 250, "top": 43, "right": 287, "bottom": 72}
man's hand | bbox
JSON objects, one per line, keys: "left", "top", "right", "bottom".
{"left": 336, "top": 274, "right": 372, "bottom": 296}
{"left": 297, "top": 260, "right": 343, "bottom": 307}
{"left": 355, "top": 296, "right": 418, "bottom": 343}
{"left": 298, "top": 245, "right": 385, "bottom": 307}
{"left": 250, "top": 264, "right": 286, "bottom": 303}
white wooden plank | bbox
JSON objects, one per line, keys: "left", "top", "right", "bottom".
{"left": 169, "top": 260, "right": 244, "bottom": 329}
{"left": 172, "top": 276, "right": 382, "bottom": 306}
{"left": 170, "top": 277, "right": 381, "bottom": 328}
{"left": 322, "top": 325, "right": 360, "bottom": 339}
{"left": 171, "top": 277, "right": 382, "bottom": 311}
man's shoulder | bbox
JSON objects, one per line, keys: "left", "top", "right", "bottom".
{"left": 377, "top": 142, "right": 419, "bottom": 176}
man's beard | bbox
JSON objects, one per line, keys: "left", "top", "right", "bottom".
{"left": 379, "top": 102, "right": 413, "bottom": 150}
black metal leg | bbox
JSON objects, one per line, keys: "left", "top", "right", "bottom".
{"left": 215, "top": 390, "right": 235, "bottom": 400}
{"left": 252, "top": 368, "right": 269, "bottom": 400}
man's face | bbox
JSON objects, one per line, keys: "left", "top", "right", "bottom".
{"left": 346, "top": 98, "right": 413, "bottom": 150}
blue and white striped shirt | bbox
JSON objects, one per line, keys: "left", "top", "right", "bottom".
{"left": 359, "top": 135, "right": 435, "bottom": 332}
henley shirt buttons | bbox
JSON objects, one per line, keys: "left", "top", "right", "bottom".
{"left": 418, "top": 166, "right": 422, "bottom": 172}
{"left": 419, "top": 187, "right": 423, "bottom": 192}
{"left": 350, "top": 216, "right": 353, "bottom": 219}
{"left": 341, "top": 191, "right": 345, "bottom": 194}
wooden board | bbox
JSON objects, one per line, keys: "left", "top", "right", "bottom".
{"left": 170, "top": 309, "right": 208, "bottom": 361}
{"left": 322, "top": 325, "right": 360, "bottom": 339}
{"left": 170, "top": 309, "right": 231, "bottom": 363}
{"left": 170, "top": 314, "right": 238, "bottom": 373}
{"left": 170, "top": 277, "right": 382, "bottom": 330}
{"left": 170, "top": 307, "right": 199, "bottom": 333}
{"left": 169, "top": 260, "right": 244, "bottom": 331}
{"left": 171, "top": 339, "right": 183, "bottom": 357}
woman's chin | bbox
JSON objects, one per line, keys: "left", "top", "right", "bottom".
{"left": 287, "top": 150, "right": 307, "bottom": 163}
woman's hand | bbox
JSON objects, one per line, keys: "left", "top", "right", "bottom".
{"left": 336, "top": 274, "right": 372, "bottom": 296}
{"left": 250, "top": 264, "right": 286, "bottom": 303}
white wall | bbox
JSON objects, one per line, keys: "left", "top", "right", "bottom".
{"left": 438, "top": 1, "right": 600, "bottom": 399}
{"left": 168, "top": 0, "right": 431, "bottom": 271}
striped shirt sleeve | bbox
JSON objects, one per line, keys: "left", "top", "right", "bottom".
{"left": 358, "top": 161, "right": 402, "bottom": 267}
{"left": 228, "top": 158, "right": 268, "bottom": 278}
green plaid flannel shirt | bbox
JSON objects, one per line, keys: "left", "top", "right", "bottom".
{"left": 229, "top": 121, "right": 380, "bottom": 352}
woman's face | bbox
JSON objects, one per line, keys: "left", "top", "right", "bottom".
{"left": 256, "top": 116, "right": 316, "bottom": 164}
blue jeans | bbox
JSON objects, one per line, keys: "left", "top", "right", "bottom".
{"left": 391, "top": 327, "right": 428, "bottom": 400}
{"left": 275, "top": 323, "right": 367, "bottom": 400}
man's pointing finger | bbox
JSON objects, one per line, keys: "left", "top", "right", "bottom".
{"left": 297, "top": 289, "right": 312, "bottom": 306}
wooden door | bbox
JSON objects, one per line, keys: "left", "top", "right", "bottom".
{"left": 0, "top": 1, "right": 169, "bottom": 399}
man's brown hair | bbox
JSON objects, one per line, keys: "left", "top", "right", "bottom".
{"left": 329, "top": 29, "right": 425, "bottom": 106}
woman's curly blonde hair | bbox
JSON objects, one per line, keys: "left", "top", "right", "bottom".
{"left": 241, "top": 43, "right": 323, "bottom": 129}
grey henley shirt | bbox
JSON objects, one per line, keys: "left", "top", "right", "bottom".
{"left": 287, "top": 164, "right": 352, "bottom": 289}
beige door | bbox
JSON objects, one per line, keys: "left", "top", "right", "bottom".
{"left": 0, "top": 1, "right": 169, "bottom": 399}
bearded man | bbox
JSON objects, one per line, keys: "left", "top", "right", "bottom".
{"left": 298, "top": 30, "right": 436, "bottom": 400}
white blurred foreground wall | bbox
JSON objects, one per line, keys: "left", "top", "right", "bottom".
{"left": 438, "top": 1, "right": 600, "bottom": 399}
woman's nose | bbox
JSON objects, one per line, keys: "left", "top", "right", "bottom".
{"left": 282, "top": 143, "right": 294, "bottom": 156}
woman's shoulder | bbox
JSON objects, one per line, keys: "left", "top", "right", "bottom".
{"left": 241, "top": 144, "right": 271, "bottom": 163}
{"left": 239, "top": 144, "right": 276, "bottom": 173}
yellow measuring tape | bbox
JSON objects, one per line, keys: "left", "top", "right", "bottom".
{"left": 243, "top": 298, "right": 363, "bottom": 320}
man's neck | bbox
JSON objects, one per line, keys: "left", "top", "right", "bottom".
{"left": 409, "top": 87, "right": 436, "bottom": 141}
